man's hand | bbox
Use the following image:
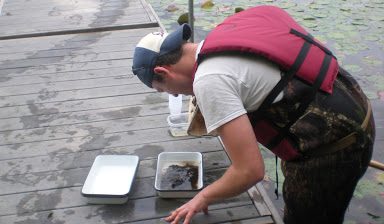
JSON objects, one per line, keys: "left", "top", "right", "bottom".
{"left": 164, "top": 114, "right": 264, "bottom": 224}
{"left": 164, "top": 193, "right": 209, "bottom": 224}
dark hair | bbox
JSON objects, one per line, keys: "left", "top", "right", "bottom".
{"left": 153, "top": 42, "right": 185, "bottom": 82}
{"left": 155, "top": 45, "right": 184, "bottom": 66}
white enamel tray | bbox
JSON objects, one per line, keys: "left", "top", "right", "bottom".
{"left": 81, "top": 155, "right": 139, "bottom": 204}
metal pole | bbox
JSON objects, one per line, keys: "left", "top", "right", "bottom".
{"left": 188, "top": 0, "right": 194, "bottom": 42}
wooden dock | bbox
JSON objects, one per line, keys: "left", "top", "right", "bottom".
{"left": 0, "top": 0, "right": 282, "bottom": 223}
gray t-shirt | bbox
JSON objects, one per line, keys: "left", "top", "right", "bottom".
{"left": 193, "top": 41, "right": 283, "bottom": 134}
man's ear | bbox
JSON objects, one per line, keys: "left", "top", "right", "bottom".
{"left": 154, "top": 66, "right": 169, "bottom": 77}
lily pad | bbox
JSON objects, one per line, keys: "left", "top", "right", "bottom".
{"left": 367, "top": 75, "right": 384, "bottom": 89}
{"left": 177, "top": 12, "right": 189, "bottom": 25}
{"left": 217, "top": 5, "right": 232, "bottom": 14}
{"left": 344, "top": 64, "right": 363, "bottom": 73}
{"left": 351, "top": 20, "right": 365, "bottom": 25}
{"left": 327, "top": 32, "right": 346, "bottom": 40}
{"left": 316, "top": 0, "right": 331, "bottom": 5}
{"left": 303, "top": 15, "right": 316, "bottom": 21}
{"left": 340, "top": 7, "right": 352, "bottom": 12}
{"left": 166, "top": 4, "right": 179, "bottom": 12}
{"left": 313, "top": 12, "right": 328, "bottom": 18}
{"left": 368, "top": 13, "right": 384, "bottom": 22}
{"left": 364, "top": 34, "right": 381, "bottom": 42}
{"left": 379, "top": 91, "right": 384, "bottom": 101}
{"left": 201, "top": 0, "right": 214, "bottom": 9}
{"left": 354, "top": 179, "right": 382, "bottom": 199}
{"left": 279, "top": 2, "right": 297, "bottom": 9}
{"left": 235, "top": 7, "right": 244, "bottom": 13}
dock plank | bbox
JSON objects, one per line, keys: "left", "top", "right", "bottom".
{"left": 0, "top": 168, "right": 240, "bottom": 216}
{"left": 0, "top": 197, "right": 255, "bottom": 224}
{"left": 0, "top": 139, "right": 225, "bottom": 176}
{"left": 0, "top": 67, "right": 132, "bottom": 87}
{"left": 0, "top": 127, "right": 196, "bottom": 160}
{"left": 0, "top": 113, "right": 170, "bottom": 144}
{"left": 0, "top": 92, "right": 169, "bottom": 119}
{"left": 0, "top": 78, "right": 144, "bottom": 98}
{"left": 0, "top": 0, "right": 157, "bottom": 38}
{"left": 0, "top": 58, "right": 133, "bottom": 77}
{"left": 0, "top": 102, "right": 174, "bottom": 131}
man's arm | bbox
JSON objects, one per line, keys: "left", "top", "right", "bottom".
{"left": 200, "top": 113, "right": 265, "bottom": 201}
{"left": 165, "top": 114, "right": 265, "bottom": 224}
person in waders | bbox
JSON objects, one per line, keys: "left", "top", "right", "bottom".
{"left": 132, "top": 5, "right": 375, "bottom": 224}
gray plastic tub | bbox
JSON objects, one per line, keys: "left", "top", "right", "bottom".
{"left": 155, "top": 152, "right": 203, "bottom": 198}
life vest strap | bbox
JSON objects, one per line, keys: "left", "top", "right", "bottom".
{"left": 258, "top": 32, "right": 312, "bottom": 112}
{"left": 254, "top": 29, "right": 333, "bottom": 152}
{"left": 290, "top": 29, "right": 334, "bottom": 57}
{"left": 266, "top": 53, "right": 332, "bottom": 150}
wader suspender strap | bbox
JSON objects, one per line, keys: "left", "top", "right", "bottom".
{"left": 266, "top": 54, "right": 332, "bottom": 149}
{"left": 253, "top": 29, "right": 334, "bottom": 199}
{"left": 257, "top": 29, "right": 335, "bottom": 150}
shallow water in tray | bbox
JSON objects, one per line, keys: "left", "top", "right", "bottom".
{"left": 160, "top": 163, "right": 199, "bottom": 190}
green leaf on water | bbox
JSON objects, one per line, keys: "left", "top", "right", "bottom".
{"left": 165, "top": 3, "right": 179, "bottom": 12}
{"left": 279, "top": 2, "right": 297, "bottom": 9}
{"left": 344, "top": 64, "right": 362, "bottom": 73}
{"left": 368, "top": 13, "right": 384, "bottom": 22}
{"left": 303, "top": 15, "right": 316, "bottom": 20}
{"left": 302, "top": 20, "right": 318, "bottom": 29}
{"left": 364, "top": 34, "right": 381, "bottom": 42}
{"left": 327, "top": 32, "right": 346, "bottom": 40}
{"left": 335, "top": 24, "right": 356, "bottom": 32}
{"left": 364, "top": 90, "right": 379, "bottom": 100}
{"left": 201, "top": 0, "right": 214, "bottom": 9}
{"left": 353, "top": 179, "right": 382, "bottom": 199}
{"left": 177, "top": 12, "right": 189, "bottom": 25}
{"left": 313, "top": 12, "right": 327, "bottom": 18}
{"left": 362, "top": 56, "right": 383, "bottom": 66}
{"left": 366, "top": 75, "right": 384, "bottom": 89}
{"left": 317, "top": 0, "right": 331, "bottom": 5}
{"left": 352, "top": 20, "right": 365, "bottom": 25}
{"left": 376, "top": 172, "right": 384, "bottom": 183}
{"left": 343, "top": 221, "right": 356, "bottom": 224}
{"left": 340, "top": 6, "right": 351, "bottom": 12}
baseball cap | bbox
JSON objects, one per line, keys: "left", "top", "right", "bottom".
{"left": 132, "top": 23, "right": 192, "bottom": 88}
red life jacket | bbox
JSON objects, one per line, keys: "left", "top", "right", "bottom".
{"left": 193, "top": 5, "right": 340, "bottom": 161}
{"left": 196, "top": 5, "right": 338, "bottom": 93}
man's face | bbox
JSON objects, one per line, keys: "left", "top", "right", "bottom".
{"left": 151, "top": 69, "right": 182, "bottom": 95}
{"left": 151, "top": 63, "right": 192, "bottom": 96}
{"left": 152, "top": 77, "right": 171, "bottom": 94}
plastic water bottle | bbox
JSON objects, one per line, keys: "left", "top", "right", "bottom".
{"left": 168, "top": 94, "right": 182, "bottom": 115}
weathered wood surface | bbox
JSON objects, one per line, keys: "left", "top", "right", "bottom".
{"left": 0, "top": 0, "right": 158, "bottom": 39}
{"left": 0, "top": 1, "right": 280, "bottom": 223}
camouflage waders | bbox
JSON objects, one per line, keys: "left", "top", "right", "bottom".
{"left": 249, "top": 67, "right": 375, "bottom": 223}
